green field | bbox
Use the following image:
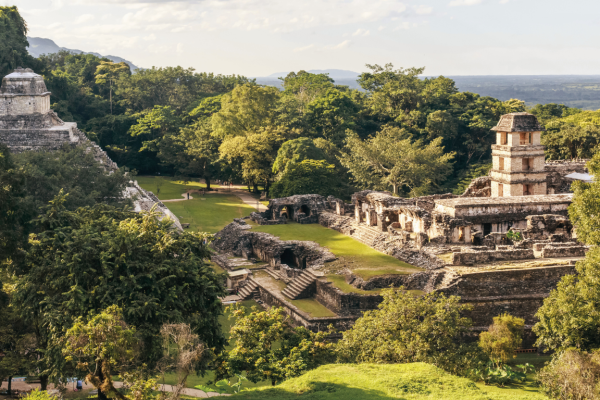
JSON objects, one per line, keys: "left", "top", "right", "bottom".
{"left": 165, "top": 194, "right": 255, "bottom": 233}
{"left": 232, "top": 363, "right": 548, "bottom": 400}
{"left": 251, "top": 222, "right": 421, "bottom": 288}
{"left": 136, "top": 176, "right": 220, "bottom": 200}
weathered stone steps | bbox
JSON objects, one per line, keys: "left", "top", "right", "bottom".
{"left": 282, "top": 270, "right": 318, "bottom": 300}
{"left": 238, "top": 279, "right": 258, "bottom": 300}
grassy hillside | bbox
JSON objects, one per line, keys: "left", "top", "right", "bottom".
{"left": 232, "top": 363, "right": 547, "bottom": 400}
{"left": 136, "top": 176, "right": 220, "bottom": 200}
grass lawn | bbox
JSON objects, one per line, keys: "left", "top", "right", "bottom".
{"left": 251, "top": 223, "right": 421, "bottom": 279}
{"left": 136, "top": 176, "right": 220, "bottom": 200}
{"left": 232, "top": 363, "right": 548, "bottom": 400}
{"left": 165, "top": 194, "right": 255, "bottom": 233}
{"left": 290, "top": 298, "right": 336, "bottom": 318}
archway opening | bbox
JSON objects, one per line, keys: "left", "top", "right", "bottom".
{"left": 300, "top": 204, "right": 310, "bottom": 216}
{"left": 280, "top": 205, "right": 294, "bottom": 220}
{"left": 280, "top": 248, "right": 297, "bottom": 268}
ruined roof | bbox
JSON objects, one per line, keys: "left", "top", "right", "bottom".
{"left": 1, "top": 68, "right": 49, "bottom": 96}
{"left": 435, "top": 194, "right": 573, "bottom": 209}
{"left": 491, "top": 112, "right": 544, "bottom": 132}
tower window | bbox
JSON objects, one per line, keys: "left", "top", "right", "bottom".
{"left": 523, "top": 184, "right": 532, "bottom": 196}
{"left": 500, "top": 132, "right": 507, "bottom": 145}
{"left": 498, "top": 183, "right": 504, "bottom": 197}
{"left": 499, "top": 157, "right": 505, "bottom": 171}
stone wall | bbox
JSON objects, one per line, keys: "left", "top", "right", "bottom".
{"left": 256, "top": 283, "right": 357, "bottom": 332}
{"left": 541, "top": 245, "right": 588, "bottom": 258}
{"left": 451, "top": 249, "right": 534, "bottom": 266}
{"left": 314, "top": 280, "right": 382, "bottom": 316}
{"left": 438, "top": 266, "right": 576, "bottom": 326}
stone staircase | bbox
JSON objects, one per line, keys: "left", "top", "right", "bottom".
{"left": 350, "top": 225, "right": 383, "bottom": 247}
{"left": 265, "top": 267, "right": 281, "bottom": 280}
{"left": 238, "top": 279, "right": 259, "bottom": 300}
{"left": 439, "top": 270, "right": 461, "bottom": 289}
{"left": 281, "top": 270, "right": 318, "bottom": 300}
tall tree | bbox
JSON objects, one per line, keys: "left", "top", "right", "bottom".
{"left": 534, "top": 153, "right": 600, "bottom": 351}
{"left": 341, "top": 126, "right": 455, "bottom": 196}
{"left": 95, "top": 61, "right": 131, "bottom": 114}
{"left": 0, "top": 6, "right": 33, "bottom": 77}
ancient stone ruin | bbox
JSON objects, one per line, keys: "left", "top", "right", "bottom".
{"left": 0, "top": 68, "right": 182, "bottom": 230}
{"left": 214, "top": 112, "right": 589, "bottom": 345}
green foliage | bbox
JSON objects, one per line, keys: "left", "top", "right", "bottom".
{"left": 270, "top": 159, "right": 343, "bottom": 198}
{"left": 341, "top": 126, "right": 455, "bottom": 196}
{"left": 13, "top": 194, "right": 226, "bottom": 383}
{"left": 506, "top": 230, "right": 523, "bottom": 242}
{"left": 21, "top": 389, "right": 59, "bottom": 400}
{"left": 64, "top": 306, "right": 137, "bottom": 400}
{"left": 212, "top": 84, "right": 280, "bottom": 139}
{"left": 336, "top": 288, "right": 481, "bottom": 376}
{"left": 12, "top": 145, "right": 131, "bottom": 211}
{"left": 216, "top": 305, "right": 334, "bottom": 386}
{"left": 0, "top": 6, "right": 34, "bottom": 77}
{"left": 537, "top": 348, "right": 600, "bottom": 400}
{"left": 479, "top": 313, "right": 524, "bottom": 367}
{"left": 471, "top": 362, "right": 534, "bottom": 387}
{"left": 450, "top": 162, "right": 492, "bottom": 195}
{"left": 196, "top": 374, "right": 248, "bottom": 394}
{"left": 272, "top": 138, "right": 327, "bottom": 175}
{"left": 534, "top": 154, "right": 600, "bottom": 351}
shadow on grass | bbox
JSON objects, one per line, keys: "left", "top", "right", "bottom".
{"left": 233, "top": 382, "right": 398, "bottom": 400}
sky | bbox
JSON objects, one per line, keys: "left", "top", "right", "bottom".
{"left": 6, "top": 0, "right": 600, "bottom": 77}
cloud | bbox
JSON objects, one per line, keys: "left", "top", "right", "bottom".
{"left": 414, "top": 5, "right": 433, "bottom": 14}
{"left": 293, "top": 44, "right": 315, "bottom": 52}
{"left": 71, "top": 0, "right": 411, "bottom": 33}
{"left": 448, "top": 0, "right": 482, "bottom": 6}
{"left": 176, "top": 43, "right": 184, "bottom": 53}
{"left": 75, "top": 14, "right": 95, "bottom": 24}
{"left": 499, "top": 0, "right": 510, "bottom": 3}
{"left": 352, "top": 28, "right": 370, "bottom": 37}
{"left": 330, "top": 40, "right": 351, "bottom": 50}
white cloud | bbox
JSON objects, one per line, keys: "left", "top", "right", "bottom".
{"left": 352, "top": 28, "right": 370, "bottom": 37}
{"left": 499, "top": 0, "right": 510, "bottom": 3}
{"left": 143, "top": 33, "right": 156, "bottom": 41}
{"left": 71, "top": 0, "right": 410, "bottom": 33}
{"left": 330, "top": 40, "right": 351, "bottom": 50}
{"left": 414, "top": 5, "right": 433, "bottom": 14}
{"left": 176, "top": 43, "right": 184, "bottom": 53}
{"left": 75, "top": 14, "right": 95, "bottom": 24}
{"left": 293, "top": 44, "right": 314, "bottom": 52}
{"left": 448, "top": 0, "right": 482, "bottom": 6}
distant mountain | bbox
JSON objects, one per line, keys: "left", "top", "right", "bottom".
{"left": 26, "top": 37, "right": 140, "bottom": 72}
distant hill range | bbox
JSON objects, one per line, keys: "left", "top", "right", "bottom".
{"left": 256, "top": 69, "right": 600, "bottom": 110}
{"left": 26, "top": 37, "right": 139, "bottom": 72}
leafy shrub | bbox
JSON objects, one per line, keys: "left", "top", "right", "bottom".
{"left": 479, "top": 313, "right": 524, "bottom": 367}
{"left": 538, "top": 349, "right": 600, "bottom": 400}
{"left": 471, "top": 362, "right": 534, "bottom": 387}
{"left": 21, "top": 389, "right": 58, "bottom": 400}
{"left": 506, "top": 230, "right": 523, "bottom": 242}
{"left": 336, "top": 288, "right": 485, "bottom": 376}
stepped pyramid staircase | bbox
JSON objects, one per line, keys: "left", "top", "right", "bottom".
{"left": 237, "top": 279, "right": 259, "bottom": 300}
{"left": 282, "top": 269, "right": 319, "bottom": 300}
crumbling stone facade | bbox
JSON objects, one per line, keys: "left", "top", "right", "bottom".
{"left": 252, "top": 194, "right": 333, "bottom": 225}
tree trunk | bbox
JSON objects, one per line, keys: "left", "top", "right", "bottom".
{"left": 40, "top": 375, "right": 48, "bottom": 391}
{"left": 265, "top": 179, "right": 270, "bottom": 194}
{"left": 204, "top": 176, "right": 211, "bottom": 190}
{"left": 252, "top": 183, "right": 259, "bottom": 193}
{"left": 97, "top": 368, "right": 108, "bottom": 400}
{"left": 109, "top": 80, "right": 113, "bottom": 115}
{"left": 392, "top": 184, "right": 397, "bottom": 195}
{"left": 7, "top": 376, "right": 12, "bottom": 395}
